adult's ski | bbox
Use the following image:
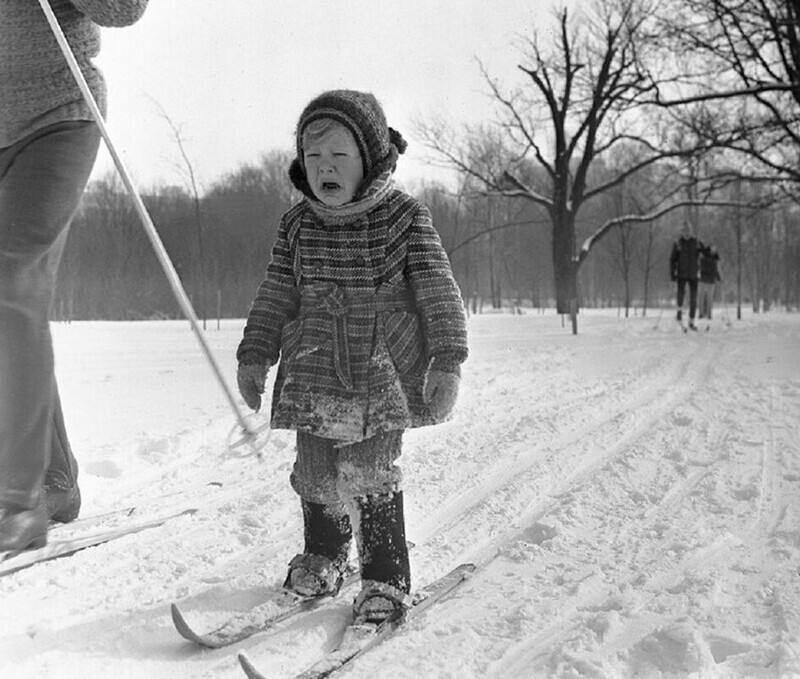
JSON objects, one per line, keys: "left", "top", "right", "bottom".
{"left": 49, "top": 480, "right": 223, "bottom": 537}
{"left": 171, "top": 569, "right": 359, "bottom": 649}
{"left": 238, "top": 563, "right": 476, "bottom": 679}
{"left": 0, "top": 507, "right": 197, "bottom": 577}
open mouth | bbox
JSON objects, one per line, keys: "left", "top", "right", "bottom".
{"left": 321, "top": 181, "right": 340, "bottom": 191}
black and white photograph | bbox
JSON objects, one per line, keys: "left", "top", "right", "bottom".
{"left": 2, "top": 1, "right": 799, "bottom": 677}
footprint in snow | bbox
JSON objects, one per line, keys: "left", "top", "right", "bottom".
{"left": 672, "top": 413, "right": 693, "bottom": 427}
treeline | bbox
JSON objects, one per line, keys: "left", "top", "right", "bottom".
{"left": 57, "top": 151, "right": 294, "bottom": 321}
{"left": 55, "top": 150, "right": 799, "bottom": 321}
{"left": 55, "top": 0, "right": 800, "bottom": 323}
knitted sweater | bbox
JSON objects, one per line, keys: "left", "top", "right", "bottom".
{"left": 0, "top": 0, "right": 149, "bottom": 148}
{"left": 238, "top": 188, "right": 469, "bottom": 442}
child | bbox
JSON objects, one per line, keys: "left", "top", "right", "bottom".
{"left": 236, "top": 90, "right": 468, "bottom": 623}
{"left": 698, "top": 246, "right": 722, "bottom": 330}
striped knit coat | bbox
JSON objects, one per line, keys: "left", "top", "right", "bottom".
{"left": 0, "top": 0, "right": 149, "bottom": 148}
{"left": 237, "top": 188, "right": 468, "bottom": 442}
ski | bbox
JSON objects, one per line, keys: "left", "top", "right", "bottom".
{"left": 238, "top": 563, "right": 476, "bottom": 679}
{"left": 0, "top": 507, "right": 197, "bottom": 577}
{"left": 49, "top": 480, "right": 223, "bottom": 537}
{"left": 172, "top": 569, "right": 360, "bottom": 649}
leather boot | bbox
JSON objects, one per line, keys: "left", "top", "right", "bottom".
{"left": 45, "top": 400, "right": 81, "bottom": 524}
{"left": 0, "top": 499, "right": 48, "bottom": 552}
{"left": 45, "top": 483, "right": 81, "bottom": 523}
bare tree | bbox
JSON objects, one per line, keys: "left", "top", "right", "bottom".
{"left": 650, "top": 0, "right": 800, "bottom": 186}
{"left": 603, "top": 181, "right": 637, "bottom": 316}
{"left": 418, "top": 0, "right": 727, "bottom": 332}
{"left": 151, "top": 99, "right": 209, "bottom": 328}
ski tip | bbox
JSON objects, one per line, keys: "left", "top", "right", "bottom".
{"left": 238, "top": 651, "right": 267, "bottom": 679}
{"left": 450, "top": 562, "right": 477, "bottom": 579}
{"left": 170, "top": 603, "right": 236, "bottom": 649}
{"left": 171, "top": 603, "right": 203, "bottom": 645}
{"left": 170, "top": 603, "right": 188, "bottom": 632}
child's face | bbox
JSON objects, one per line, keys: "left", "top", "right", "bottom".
{"left": 303, "top": 125, "right": 364, "bottom": 206}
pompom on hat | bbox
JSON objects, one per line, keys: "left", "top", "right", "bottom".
{"left": 289, "top": 89, "right": 407, "bottom": 200}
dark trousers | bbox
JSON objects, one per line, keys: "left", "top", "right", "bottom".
{"left": 0, "top": 121, "right": 100, "bottom": 507}
{"left": 676, "top": 278, "right": 699, "bottom": 320}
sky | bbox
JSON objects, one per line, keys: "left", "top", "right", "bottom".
{"left": 89, "top": 0, "right": 554, "bottom": 192}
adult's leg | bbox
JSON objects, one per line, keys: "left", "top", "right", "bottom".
{"left": 688, "top": 279, "right": 699, "bottom": 321}
{"left": 45, "top": 383, "right": 82, "bottom": 522}
{"left": 46, "top": 384, "right": 79, "bottom": 487}
{"left": 676, "top": 279, "right": 687, "bottom": 320}
{"left": 0, "top": 122, "right": 100, "bottom": 512}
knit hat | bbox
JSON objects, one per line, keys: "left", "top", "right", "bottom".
{"left": 289, "top": 89, "right": 408, "bottom": 200}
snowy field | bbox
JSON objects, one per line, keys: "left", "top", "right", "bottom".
{"left": 1, "top": 309, "right": 799, "bottom": 679}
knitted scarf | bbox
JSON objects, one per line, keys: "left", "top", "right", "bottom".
{"left": 305, "top": 170, "right": 395, "bottom": 226}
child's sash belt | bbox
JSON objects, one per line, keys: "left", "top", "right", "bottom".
{"left": 299, "top": 284, "right": 416, "bottom": 389}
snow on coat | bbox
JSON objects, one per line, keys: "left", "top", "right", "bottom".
{"left": 238, "top": 188, "right": 468, "bottom": 442}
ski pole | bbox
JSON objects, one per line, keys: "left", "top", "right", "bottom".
{"left": 651, "top": 306, "right": 664, "bottom": 330}
{"left": 37, "top": 0, "right": 261, "bottom": 456}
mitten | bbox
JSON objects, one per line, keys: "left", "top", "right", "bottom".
{"left": 237, "top": 352, "right": 269, "bottom": 411}
{"left": 423, "top": 355, "right": 461, "bottom": 422}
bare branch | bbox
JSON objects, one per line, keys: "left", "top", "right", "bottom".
{"left": 651, "top": 83, "right": 798, "bottom": 106}
{"left": 576, "top": 197, "right": 758, "bottom": 263}
{"left": 499, "top": 171, "right": 553, "bottom": 209}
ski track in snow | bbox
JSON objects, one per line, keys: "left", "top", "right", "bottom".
{"left": 1, "top": 310, "right": 798, "bottom": 679}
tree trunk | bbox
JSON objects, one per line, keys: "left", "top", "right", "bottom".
{"left": 735, "top": 181, "right": 743, "bottom": 320}
{"left": 552, "top": 212, "right": 578, "bottom": 315}
{"left": 642, "top": 223, "right": 655, "bottom": 317}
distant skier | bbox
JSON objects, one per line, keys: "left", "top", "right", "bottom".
{"left": 669, "top": 222, "right": 709, "bottom": 331}
{"left": 236, "top": 90, "right": 468, "bottom": 624}
{"left": 0, "top": 0, "right": 150, "bottom": 552}
{"left": 698, "top": 247, "right": 722, "bottom": 331}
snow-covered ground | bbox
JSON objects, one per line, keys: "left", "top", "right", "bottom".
{"left": 1, "top": 309, "right": 799, "bottom": 679}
